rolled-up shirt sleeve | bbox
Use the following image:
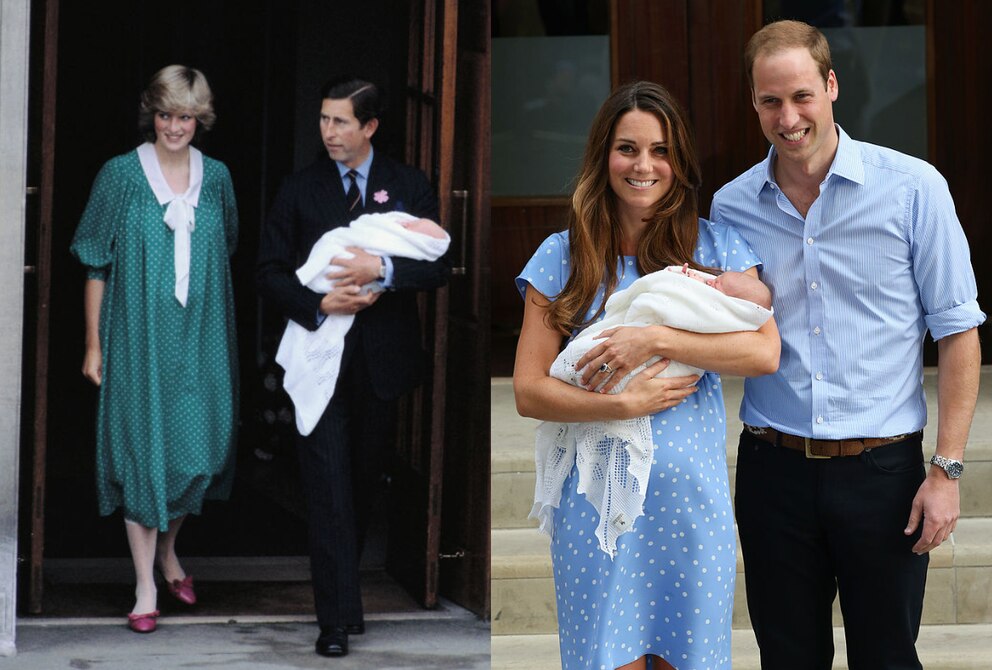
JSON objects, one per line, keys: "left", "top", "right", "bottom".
{"left": 925, "top": 300, "right": 986, "bottom": 340}
{"left": 910, "top": 168, "right": 987, "bottom": 340}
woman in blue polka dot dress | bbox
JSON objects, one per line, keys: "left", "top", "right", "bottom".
{"left": 513, "top": 82, "right": 780, "bottom": 669}
{"left": 71, "top": 65, "right": 239, "bottom": 633}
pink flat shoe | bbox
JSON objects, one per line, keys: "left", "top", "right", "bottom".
{"left": 167, "top": 575, "right": 196, "bottom": 605}
{"left": 127, "top": 610, "right": 159, "bottom": 633}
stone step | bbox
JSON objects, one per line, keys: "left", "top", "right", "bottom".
{"left": 491, "top": 446, "right": 539, "bottom": 531}
{"left": 492, "top": 368, "right": 992, "bottom": 529}
{"left": 491, "top": 528, "right": 556, "bottom": 635}
{"left": 491, "top": 624, "right": 992, "bottom": 670}
{"left": 491, "top": 517, "right": 992, "bottom": 635}
{"left": 491, "top": 377, "right": 540, "bottom": 530}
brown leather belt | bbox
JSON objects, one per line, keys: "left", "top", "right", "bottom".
{"left": 744, "top": 424, "right": 920, "bottom": 459}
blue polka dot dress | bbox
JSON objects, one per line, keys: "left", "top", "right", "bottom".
{"left": 71, "top": 148, "right": 239, "bottom": 532}
{"left": 515, "top": 220, "right": 762, "bottom": 670}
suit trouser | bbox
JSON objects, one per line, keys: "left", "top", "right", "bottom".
{"left": 735, "top": 429, "right": 928, "bottom": 670}
{"left": 296, "top": 337, "right": 396, "bottom": 628}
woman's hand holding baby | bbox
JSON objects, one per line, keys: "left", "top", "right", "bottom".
{"left": 620, "top": 358, "right": 699, "bottom": 417}
{"left": 578, "top": 325, "right": 672, "bottom": 392}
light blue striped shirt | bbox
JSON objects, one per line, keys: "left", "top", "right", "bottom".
{"left": 711, "top": 126, "right": 986, "bottom": 439}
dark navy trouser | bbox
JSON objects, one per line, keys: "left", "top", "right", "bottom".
{"left": 735, "top": 430, "right": 928, "bottom": 670}
{"left": 296, "top": 336, "right": 395, "bottom": 629}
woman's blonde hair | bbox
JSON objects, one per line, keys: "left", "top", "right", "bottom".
{"left": 545, "top": 81, "right": 704, "bottom": 334}
{"left": 138, "top": 65, "right": 216, "bottom": 143}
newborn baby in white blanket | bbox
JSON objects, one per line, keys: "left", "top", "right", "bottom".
{"left": 532, "top": 265, "right": 773, "bottom": 557}
{"left": 276, "top": 212, "right": 449, "bottom": 436}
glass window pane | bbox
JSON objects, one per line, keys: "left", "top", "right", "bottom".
{"left": 493, "top": 37, "right": 609, "bottom": 197}
{"left": 492, "top": 2, "right": 610, "bottom": 197}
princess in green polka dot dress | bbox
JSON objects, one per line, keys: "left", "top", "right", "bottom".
{"left": 70, "top": 65, "right": 239, "bottom": 633}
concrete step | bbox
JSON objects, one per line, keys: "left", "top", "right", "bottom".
{"left": 492, "top": 368, "right": 992, "bottom": 529}
{"left": 491, "top": 459, "right": 540, "bottom": 530}
{"left": 492, "top": 517, "right": 992, "bottom": 635}
{"left": 491, "top": 528, "right": 555, "bottom": 635}
{"left": 491, "top": 379, "right": 540, "bottom": 530}
{"left": 491, "top": 624, "right": 992, "bottom": 670}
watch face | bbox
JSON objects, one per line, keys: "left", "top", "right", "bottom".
{"left": 946, "top": 461, "right": 964, "bottom": 478}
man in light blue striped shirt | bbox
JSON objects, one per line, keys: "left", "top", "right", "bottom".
{"left": 710, "top": 20, "right": 985, "bottom": 670}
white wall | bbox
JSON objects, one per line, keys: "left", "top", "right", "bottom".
{"left": 0, "top": 0, "right": 31, "bottom": 657}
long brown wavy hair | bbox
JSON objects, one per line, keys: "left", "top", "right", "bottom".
{"left": 545, "top": 81, "right": 705, "bottom": 334}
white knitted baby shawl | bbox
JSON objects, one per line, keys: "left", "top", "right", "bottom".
{"left": 276, "top": 212, "right": 449, "bottom": 435}
{"left": 531, "top": 267, "right": 772, "bottom": 557}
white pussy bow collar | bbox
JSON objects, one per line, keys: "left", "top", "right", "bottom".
{"left": 137, "top": 142, "right": 203, "bottom": 307}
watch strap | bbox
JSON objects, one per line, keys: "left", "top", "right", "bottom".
{"left": 929, "top": 454, "right": 964, "bottom": 479}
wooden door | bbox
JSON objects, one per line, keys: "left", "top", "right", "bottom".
{"left": 437, "top": 0, "right": 491, "bottom": 617}
{"left": 386, "top": 0, "right": 458, "bottom": 609}
{"left": 25, "top": 0, "right": 60, "bottom": 614}
{"left": 387, "top": 0, "right": 490, "bottom": 616}
{"left": 387, "top": 0, "right": 490, "bottom": 615}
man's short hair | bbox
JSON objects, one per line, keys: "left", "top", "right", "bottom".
{"left": 320, "top": 76, "right": 381, "bottom": 127}
{"left": 745, "top": 20, "right": 833, "bottom": 90}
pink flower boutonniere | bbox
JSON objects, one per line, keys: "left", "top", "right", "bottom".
{"left": 373, "top": 189, "right": 389, "bottom": 204}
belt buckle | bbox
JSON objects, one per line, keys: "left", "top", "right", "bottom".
{"left": 804, "top": 437, "right": 830, "bottom": 460}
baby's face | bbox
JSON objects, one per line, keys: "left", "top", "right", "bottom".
{"left": 707, "top": 273, "right": 728, "bottom": 294}
{"left": 708, "top": 271, "right": 751, "bottom": 298}
{"left": 708, "top": 270, "right": 772, "bottom": 309}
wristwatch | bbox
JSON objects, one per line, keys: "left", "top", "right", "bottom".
{"left": 377, "top": 257, "right": 387, "bottom": 280}
{"left": 929, "top": 454, "right": 964, "bottom": 479}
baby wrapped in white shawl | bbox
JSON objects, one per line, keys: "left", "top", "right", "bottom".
{"left": 276, "top": 211, "right": 449, "bottom": 436}
{"left": 531, "top": 265, "right": 773, "bottom": 557}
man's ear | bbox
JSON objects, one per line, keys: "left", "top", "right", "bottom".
{"left": 827, "top": 69, "right": 839, "bottom": 102}
{"left": 363, "top": 117, "right": 379, "bottom": 139}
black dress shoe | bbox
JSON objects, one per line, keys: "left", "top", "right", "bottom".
{"left": 315, "top": 627, "right": 348, "bottom": 657}
{"left": 344, "top": 622, "right": 365, "bottom": 635}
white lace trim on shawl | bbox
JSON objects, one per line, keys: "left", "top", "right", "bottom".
{"left": 276, "top": 212, "right": 450, "bottom": 436}
{"left": 530, "top": 266, "right": 773, "bottom": 557}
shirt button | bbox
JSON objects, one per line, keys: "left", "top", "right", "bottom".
{"left": 806, "top": 237, "right": 814, "bottom": 245}
{"left": 813, "top": 326, "right": 821, "bottom": 335}
{"left": 816, "top": 416, "right": 824, "bottom": 424}
{"left": 816, "top": 372, "right": 824, "bottom": 380}
{"left": 810, "top": 281, "right": 818, "bottom": 290}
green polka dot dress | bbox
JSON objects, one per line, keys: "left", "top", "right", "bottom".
{"left": 71, "top": 146, "right": 239, "bottom": 532}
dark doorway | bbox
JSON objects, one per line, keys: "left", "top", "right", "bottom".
{"left": 22, "top": 0, "right": 461, "bottom": 615}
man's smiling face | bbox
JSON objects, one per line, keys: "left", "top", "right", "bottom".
{"left": 751, "top": 46, "right": 838, "bottom": 171}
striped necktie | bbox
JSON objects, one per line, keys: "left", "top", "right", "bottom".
{"left": 346, "top": 169, "right": 362, "bottom": 212}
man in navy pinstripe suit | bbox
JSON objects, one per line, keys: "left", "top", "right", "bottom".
{"left": 257, "top": 76, "right": 449, "bottom": 657}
